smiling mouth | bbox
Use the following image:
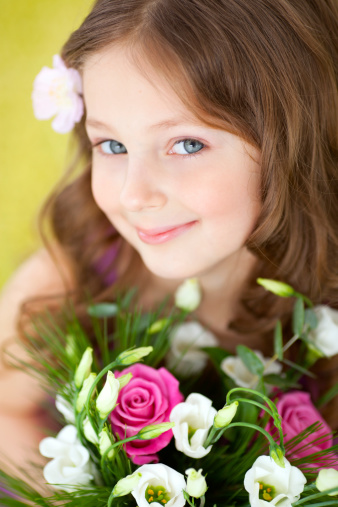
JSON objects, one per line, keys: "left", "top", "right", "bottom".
{"left": 136, "top": 220, "right": 198, "bottom": 245}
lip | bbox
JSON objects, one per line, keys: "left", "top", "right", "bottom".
{"left": 136, "top": 220, "right": 198, "bottom": 245}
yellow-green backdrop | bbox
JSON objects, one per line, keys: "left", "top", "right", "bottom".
{"left": 0, "top": 0, "right": 93, "bottom": 289}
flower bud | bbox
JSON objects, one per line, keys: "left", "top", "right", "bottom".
{"left": 65, "top": 334, "right": 77, "bottom": 362}
{"left": 316, "top": 468, "right": 338, "bottom": 496}
{"left": 270, "top": 445, "right": 285, "bottom": 468}
{"left": 185, "top": 468, "right": 207, "bottom": 498}
{"left": 117, "top": 372, "right": 133, "bottom": 389}
{"left": 96, "top": 371, "right": 120, "bottom": 419}
{"left": 55, "top": 394, "right": 75, "bottom": 424}
{"left": 99, "top": 427, "right": 115, "bottom": 459}
{"left": 76, "top": 373, "right": 97, "bottom": 412}
{"left": 74, "top": 347, "right": 93, "bottom": 388}
{"left": 257, "top": 278, "right": 295, "bottom": 298}
{"left": 138, "top": 422, "right": 175, "bottom": 440}
{"left": 175, "top": 278, "right": 202, "bottom": 311}
{"left": 214, "top": 401, "right": 238, "bottom": 428}
{"left": 148, "top": 318, "right": 169, "bottom": 335}
{"left": 112, "top": 472, "right": 142, "bottom": 497}
{"left": 83, "top": 416, "right": 99, "bottom": 445}
{"left": 117, "top": 346, "right": 153, "bottom": 365}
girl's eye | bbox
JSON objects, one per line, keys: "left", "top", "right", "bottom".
{"left": 100, "top": 140, "right": 127, "bottom": 154}
{"left": 171, "top": 139, "right": 205, "bottom": 155}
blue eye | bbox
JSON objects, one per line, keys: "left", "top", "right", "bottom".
{"left": 100, "top": 140, "right": 127, "bottom": 154}
{"left": 172, "top": 139, "right": 204, "bottom": 155}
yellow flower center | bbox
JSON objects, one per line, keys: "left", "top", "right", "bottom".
{"left": 258, "top": 482, "right": 276, "bottom": 502}
{"left": 145, "top": 485, "right": 170, "bottom": 504}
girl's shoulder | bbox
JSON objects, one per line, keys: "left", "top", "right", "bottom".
{"left": 0, "top": 245, "right": 74, "bottom": 340}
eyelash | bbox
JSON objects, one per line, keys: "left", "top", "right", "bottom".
{"left": 92, "top": 138, "right": 206, "bottom": 159}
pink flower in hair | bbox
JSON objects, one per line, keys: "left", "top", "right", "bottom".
{"left": 32, "top": 55, "right": 83, "bottom": 133}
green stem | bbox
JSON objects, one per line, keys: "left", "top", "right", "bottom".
{"left": 293, "top": 487, "right": 338, "bottom": 505}
{"left": 294, "top": 291, "right": 313, "bottom": 308}
{"left": 229, "top": 397, "right": 274, "bottom": 418}
{"left": 102, "top": 434, "right": 140, "bottom": 462}
{"left": 203, "top": 426, "right": 218, "bottom": 448}
{"left": 107, "top": 490, "right": 115, "bottom": 507}
{"left": 226, "top": 388, "right": 285, "bottom": 452}
{"left": 84, "top": 359, "right": 119, "bottom": 432}
{"left": 282, "top": 333, "right": 300, "bottom": 353}
{"left": 215, "top": 422, "right": 277, "bottom": 448}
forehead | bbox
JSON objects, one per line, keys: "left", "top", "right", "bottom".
{"left": 82, "top": 45, "right": 199, "bottom": 126}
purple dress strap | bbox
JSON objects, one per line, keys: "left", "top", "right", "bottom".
{"left": 93, "top": 243, "right": 119, "bottom": 285}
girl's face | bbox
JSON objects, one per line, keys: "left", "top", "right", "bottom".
{"left": 84, "top": 47, "right": 261, "bottom": 281}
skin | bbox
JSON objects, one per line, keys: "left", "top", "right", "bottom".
{"left": 84, "top": 46, "right": 262, "bottom": 318}
{"left": 0, "top": 44, "right": 262, "bottom": 462}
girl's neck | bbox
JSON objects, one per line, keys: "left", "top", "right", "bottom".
{"left": 139, "top": 246, "right": 258, "bottom": 335}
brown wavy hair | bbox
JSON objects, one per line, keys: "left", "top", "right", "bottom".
{"left": 27, "top": 0, "right": 338, "bottom": 418}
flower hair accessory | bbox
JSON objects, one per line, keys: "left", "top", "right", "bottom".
{"left": 32, "top": 55, "right": 84, "bottom": 134}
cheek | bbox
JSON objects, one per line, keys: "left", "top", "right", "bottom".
{"left": 183, "top": 167, "right": 261, "bottom": 223}
{"left": 91, "top": 167, "right": 120, "bottom": 214}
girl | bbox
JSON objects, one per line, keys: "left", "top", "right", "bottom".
{"left": 0, "top": 0, "right": 337, "bottom": 463}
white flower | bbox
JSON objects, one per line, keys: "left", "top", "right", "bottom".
{"left": 214, "top": 401, "right": 238, "bottom": 428}
{"left": 99, "top": 427, "right": 115, "bottom": 459}
{"left": 55, "top": 394, "right": 75, "bottom": 424}
{"left": 117, "top": 372, "right": 133, "bottom": 389}
{"left": 118, "top": 346, "right": 153, "bottom": 365}
{"left": 74, "top": 347, "right": 93, "bottom": 388}
{"left": 112, "top": 472, "right": 142, "bottom": 497}
{"left": 170, "top": 393, "right": 217, "bottom": 458}
{"left": 131, "top": 464, "right": 186, "bottom": 507}
{"left": 221, "top": 350, "right": 282, "bottom": 388}
{"left": 83, "top": 416, "right": 99, "bottom": 445}
{"left": 308, "top": 306, "right": 338, "bottom": 358}
{"left": 76, "top": 372, "right": 97, "bottom": 412}
{"left": 244, "top": 455, "right": 306, "bottom": 507}
{"left": 32, "top": 55, "right": 83, "bottom": 134}
{"left": 175, "top": 279, "right": 202, "bottom": 311}
{"left": 316, "top": 468, "right": 338, "bottom": 496}
{"left": 96, "top": 371, "right": 120, "bottom": 419}
{"left": 166, "top": 322, "right": 218, "bottom": 377}
{"left": 185, "top": 468, "right": 207, "bottom": 498}
{"left": 138, "top": 422, "right": 175, "bottom": 440}
{"left": 39, "top": 425, "right": 94, "bottom": 492}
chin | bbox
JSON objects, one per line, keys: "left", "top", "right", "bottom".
{"left": 140, "top": 253, "right": 206, "bottom": 281}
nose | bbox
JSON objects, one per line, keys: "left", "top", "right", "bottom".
{"left": 119, "top": 157, "right": 167, "bottom": 212}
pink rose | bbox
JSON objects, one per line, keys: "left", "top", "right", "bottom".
{"left": 266, "top": 391, "right": 336, "bottom": 467}
{"left": 110, "top": 364, "right": 183, "bottom": 464}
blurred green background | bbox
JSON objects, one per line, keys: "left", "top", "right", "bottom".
{"left": 0, "top": 0, "right": 93, "bottom": 289}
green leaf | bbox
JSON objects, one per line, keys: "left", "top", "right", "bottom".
{"left": 304, "top": 308, "right": 318, "bottom": 330}
{"left": 120, "top": 287, "right": 138, "bottom": 309}
{"left": 237, "top": 345, "right": 264, "bottom": 376}
{"left": 274, "top": 320, "right": 283, "bottom": 360}
{"left": 282, "top": 358, "right": 316, "bottom": 378}
{"left": 292, "top": 297, "right": 305, "bottom": 335}
{"left": 316, "top": 382, "right": 338, "bottom": 408}
{"left": 87, "top": 303, "right": 118, "bottom": 318}
{"left": 263, "top": 373, "right": 300, "bottom": 389}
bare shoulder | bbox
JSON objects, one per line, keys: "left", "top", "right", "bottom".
{"left": 1, "top": 245, "right": 74, "bottom": 301}
{"left": 0, "top": 246, "right": 74, "bottom": 414}
{"left": 0, "top": 245, "right": 74, "bottom": 332}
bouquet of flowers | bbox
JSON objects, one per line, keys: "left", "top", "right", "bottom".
{"left": 1, "top": 279, "right": 338, "bottom": 506}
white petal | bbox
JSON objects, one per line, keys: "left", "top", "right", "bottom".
{"left": 57, "top": 425, "right": 79, "bottom": 445}
{"left": 39, "top": 437, "right": 70, "bottom": 458}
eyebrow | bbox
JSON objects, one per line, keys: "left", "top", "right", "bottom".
{"left": 85, "top": 117, "right": 200, "bottom": 131}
